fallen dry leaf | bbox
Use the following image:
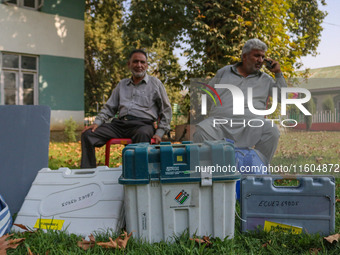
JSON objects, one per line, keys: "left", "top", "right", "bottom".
{"left": 190, "top": 238, "right": 202, "bottom": 243}
{"left": 13, "top": 223, "right": 36, "bottom": 233}
{"left": 78, "top": 232, "right": 132, "bottom": 251}
{"left": 97, "top": 237, "right": 118, "bottom": 249}
{"left": 77, "top": 234, "right": 96, "bottom": 250}
{"left": 190, "top": 236, "right": 212, "bottom": 247}
{"left": 114, "top": 231, "right": 133, "bottom": 249}
{"left": 323, "top": 233, "right": 340, "bottom": 244}
{"left": 27, "top": 247, "right": 33, "bottom": 255}
{"left": 13, "top": 224, "right": 30, "bottom": 232}
{"left": 309, "top": 247, "right": 321, "bottom": 254}
{"left": 26, "top": 247, "right": 49, "bottom": 255}
{"left": 0, "top": 234, "right": 25, "bottom": 255}
{"left": 262, "top": 240, "right": 271, "bottom": 248}
{"left": 315, "top": 157, "right": 323, "bottom": 163}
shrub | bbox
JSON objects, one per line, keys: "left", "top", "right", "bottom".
{"left": 322, "top": 96, "right": 335, "bottom": 112}
{"left": 64, "top": 117, "right": 78, "bottom": 142}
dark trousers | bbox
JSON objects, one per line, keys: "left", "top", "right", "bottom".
{"left": 81, "top": 119, "right": 155, "bottom": 168}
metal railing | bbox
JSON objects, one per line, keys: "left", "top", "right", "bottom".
{"left": 288, "top": 109, "right": 340, "bottom": 123}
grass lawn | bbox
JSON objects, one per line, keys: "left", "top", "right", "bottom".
{"left": 48, "top": 141, "right": 124, "bottom": 169}
{"left": 6, "top": 131, "right": 339, "bottom": 254}
{"left": 272, "top": 131, "right": 340, "bottom": 167}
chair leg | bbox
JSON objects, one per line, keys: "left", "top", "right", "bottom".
{"left": 105, "top": 142, "right": 111, "bottom": 166}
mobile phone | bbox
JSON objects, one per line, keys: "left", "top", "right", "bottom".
{"left": 264, "top": 59, "right": 273, "bottom": 69}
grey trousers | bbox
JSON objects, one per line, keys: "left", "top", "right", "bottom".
{"left": 81, "top": 119, "right": 154, "bottom": 168}
{"left": 193, "top": 117, "right": 280, "bottom": 162}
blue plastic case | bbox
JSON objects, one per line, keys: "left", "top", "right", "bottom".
{"left": 119, "top": 140, "right": 240, "bottom": 185}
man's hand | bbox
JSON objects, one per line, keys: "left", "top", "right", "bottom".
{"left": 152, "top": 134, "right": 162, "bottom": 144}
{"left": 82, "top": 124, "right": 98, "bottom": 133}
{"left": 265, "top": 58, "right": 281, "bottom": 74}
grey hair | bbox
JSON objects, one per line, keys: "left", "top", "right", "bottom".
{"left": 241, "top": 39, "right": 267, "bottom": 56}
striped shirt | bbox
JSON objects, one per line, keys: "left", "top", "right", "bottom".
{"left": 94, "top": 74, "right": 172, "bottom": 137}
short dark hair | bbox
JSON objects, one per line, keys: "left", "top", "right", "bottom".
{"left": 129, "top": 49, "right": 148, "bottom": 60}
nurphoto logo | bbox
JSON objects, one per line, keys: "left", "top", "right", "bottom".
{"left": 195, "top": 81, "right": 312, "bottom": 128}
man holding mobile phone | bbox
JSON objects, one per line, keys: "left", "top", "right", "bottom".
{"left": 193, "top": 39, "right": 287, "bottom": 163}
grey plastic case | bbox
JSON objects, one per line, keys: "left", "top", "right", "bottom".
{"left": 241, "top": 175, "right": 335, "bottom": 235}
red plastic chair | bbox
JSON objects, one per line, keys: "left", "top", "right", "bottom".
{"left": 105, "top": 138, "right": 156, "bottom": 166}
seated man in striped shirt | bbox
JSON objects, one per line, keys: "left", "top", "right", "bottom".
{"left": 81, "top": 49, "right": 172, "bottom": 168}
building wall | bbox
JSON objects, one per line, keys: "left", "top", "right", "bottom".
{"left": 0, "top": 1, "right": 84, "bottom": 130}
{"left": 39, "top": 55, "right": 84, "bottom": 129}
{"left": 312, "top": 92, "right": 340, "bottom": 112}
{"left": 41, "top": 0, "right": 85, "bottom": 20}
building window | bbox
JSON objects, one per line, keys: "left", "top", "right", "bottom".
{"left": 1, "top": 53, "right": 38, "bottom": 105}
{"left": 2, "top": 0, "right": 44, "bottom": 10}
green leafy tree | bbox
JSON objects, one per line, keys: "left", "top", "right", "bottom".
{"left": 147, "top": 40, "right": 184, "bottom": 106}
{"left": 127, "top": 0, "right": 326, "bottom": 78}
{"left": 85, "top": 0, "right": 186, "bottom": 116}
{"left": 126, "top": 0, "right": 326, "bottom": 125}
{"left": 84, "top": 0, "right": 326, "bottom": 125}
{"left": 122, "top": 3, "right": 187, "bottom": 119}
{"left": 322, "top": 96, "right": 335, "bottom": 112}
{"left": 124, "top": 0, "right": 192, "bottom": 48}
{"left": 186, "top": 0, "right": 326, "bottom": 77}
{"left": 85, "top": 0, "right": 127, "bottom": 114}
